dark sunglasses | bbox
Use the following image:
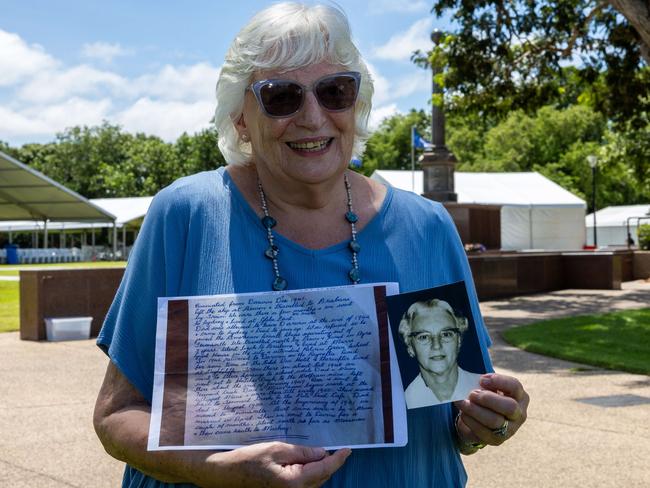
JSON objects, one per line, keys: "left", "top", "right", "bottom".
{"left": 247, "top": 71, "right": 361, "bottom": 118}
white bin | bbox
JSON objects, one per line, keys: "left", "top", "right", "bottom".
{"left": 44, "top": 317, "right": 93, "bottom": 341}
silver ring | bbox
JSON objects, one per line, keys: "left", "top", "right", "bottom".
{"left": 492, "top": 419, "right": 508, "bottom": 438}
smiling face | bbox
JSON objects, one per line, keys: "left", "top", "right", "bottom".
{"left": 236, "top": 62, "right": 356, "bottom": 186}
{"left": 409, "top": 307, "right": 461, "bottom": 378}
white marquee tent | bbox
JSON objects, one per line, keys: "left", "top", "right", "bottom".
{"left": 0, "top": 196, "right": 153, "bottom": 233}
{"left": 0, "top": 196, "right": 153, "bottom": 259}
{"left": 372, "top": 170, "right": 587, "bottom": 250}
{"left": 585, "top": 204, "right": 650, "bottom": 247}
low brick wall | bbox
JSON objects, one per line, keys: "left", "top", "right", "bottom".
{"left": 20, "top": 268, "right": 124, "bottom": 341}
{"left": 18, "top": 251, "right": 647, "bottom": 340}
{"left": 468, "top": 250, "right": 631, "bottom": 300}
{"left": 633, "top": 251, "right": 650, "bottom": 280}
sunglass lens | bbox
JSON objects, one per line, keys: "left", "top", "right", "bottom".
{"left": 259, "top": 81, "right": 303, "bottom": 117}
{"left": 315, "top": 75, "right": 359, "bottom": 111}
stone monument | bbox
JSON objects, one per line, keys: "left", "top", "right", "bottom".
{"left": 420, "top": 29, "right": 458, "bottom": 202}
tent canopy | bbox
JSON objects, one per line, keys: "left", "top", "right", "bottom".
{"left": 0, "top": 151, "right": 115, "bottom": 222}
{"left": 586, "top": 205, "right": 650, "bottom": 227}
{"left": 372, "top": 170, "right": 586, "bottom": 250}
{"left": 372, "top": 170, "right": 586, "bottom": 207}
{"left": 584, "top": 204, "right": 650, "bottom": 247}
{"left": 0, "top": 197, "right": 153, "bottom": 232}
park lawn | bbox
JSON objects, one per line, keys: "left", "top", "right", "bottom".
{"left": 502, "top": 308, "right": 650, "bottom": 375}
{"left": 0, "top": 261, "right": 126, "bottom": 277}
{"left": 0, "top": 281, "right": 19, "bottom": 333}
{"left": 0, "top": 261, "right": 126, "bottom": 333}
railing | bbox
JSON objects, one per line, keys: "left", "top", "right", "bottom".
{"left": 1, "top": 246, "right": 134, "bottom": 264}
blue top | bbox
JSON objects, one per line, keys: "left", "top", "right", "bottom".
{"left": 97, "top": 167, "right": 493, "bottom": 488}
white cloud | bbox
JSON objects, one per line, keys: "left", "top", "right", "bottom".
{"left": 372, "top": 18, "right": 434, "bottom": 61}
{"left": 0, "top": 98, "right": 112, "bottom": 138}
{"left": 368, "top": 103, "right": 400, "bottom": 131}
{"left": 130, "top": 63, "right": 220, "bottom": 102}
{"left": 81, "top": 42, "right": 131, "bottom": 63}
{"left": 18, "top": 65, "right": 127, "bottom": 103}
{"left": 366, "top": 62, "right": 390, "bottom": 105}
{"left": 391, "top": 71, "right": 430, "bottom": 99}
{"left": 366, "top": 62, "right": 429, "bottom": 108}
{"left": 115, "top": 98, "right": 214, "bottom": 141}
{"left": 0, "top": 29, "right": 58, "bottom": 86}
{"left": 369, "top": 0, "right": 429, "bottom": 14}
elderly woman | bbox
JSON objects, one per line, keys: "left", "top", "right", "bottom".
{"left": 399, "top": 299, "right": 483, "bottom": 408}
{"left": 94, "top": 2, "right": 529, "bottom": 487}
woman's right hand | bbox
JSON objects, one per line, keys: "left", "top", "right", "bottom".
{"left": 95, "top": 362, "right": 350, "bottom": 488}
{"left": 203, "top": 442, "right": 351, "bottom": 488}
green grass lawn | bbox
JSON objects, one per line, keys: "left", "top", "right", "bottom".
{"left": 0, "top": 261, "right": 125, "bottom": 277}
{"left": 0, "top": 261, "right": 126, "bottom": 333}
{"left": 0, "top": 281, "right": 19, "bottom": 333}
{"left": 502, "top": 308, "right": 650, "bottom": 375}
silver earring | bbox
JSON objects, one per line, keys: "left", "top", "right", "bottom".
{"left": 241, "top": 133, "right": 250, "bottom": 142}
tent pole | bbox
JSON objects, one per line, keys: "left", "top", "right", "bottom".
{"left": 43, "top": 220, "right": 48, "bottom": 250}
{"left": 529, "top": 205, "right": 533, "bottom": 249}
{"left": 122, "top": 226, "right": 126, "bottom": 260}
{"left": 112, "top": 222, "right": 117, "bottom": 259}
{"left": 91, "top": 227, "right": 96, "bottom": 259}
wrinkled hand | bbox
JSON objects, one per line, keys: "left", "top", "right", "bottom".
{"left": 454, "top": 373, "right": 529, "bottom": 448}
{"left": 204, "top": 441, "right": 351, "bottom": 488}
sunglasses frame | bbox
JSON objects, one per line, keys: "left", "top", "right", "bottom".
{"left": 247, "top": 71, "right": 361, "bottom": 118}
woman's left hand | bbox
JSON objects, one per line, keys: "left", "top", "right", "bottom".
{"left": 454, "top": 373, "right": 529, "bottom": 449}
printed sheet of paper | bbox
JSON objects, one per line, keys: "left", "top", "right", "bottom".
{"left": 148, "top": 282, "right": 406, "bottom": 450}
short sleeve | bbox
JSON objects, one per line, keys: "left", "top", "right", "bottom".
{"left": 96, "top": 185, "right": 189, "bottom": 402}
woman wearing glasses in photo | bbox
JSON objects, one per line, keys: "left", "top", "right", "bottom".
{"left": 94, "top": 2, "right": 529, "bottom": 487}
{"left": 398, "top": 299, "right": 483, "bottom": 409}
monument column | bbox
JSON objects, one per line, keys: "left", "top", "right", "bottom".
{"left": 421, "top": 30, "right": 458, "bottom": 202}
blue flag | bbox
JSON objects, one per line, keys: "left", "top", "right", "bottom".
{"left": 412, "top": 129, "right": 433, "bottom": 150}
{"left": 350, "top": 157, "right": 362, "bottom": 168}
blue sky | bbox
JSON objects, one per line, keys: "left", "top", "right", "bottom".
{"left": 1, "top": 0, "right": 451, "bottom": 146}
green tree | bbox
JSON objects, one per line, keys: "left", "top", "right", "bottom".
{"left": 417, "top": 1, "right": 649, "bottom": 124}
{"left": 360, "top": 109, "right": 430, "bottom": 176}
{"left": 5, "top": 123, "right": 227, "bottom": 198}
{"left": 174, "top": 127, "right": 226, "bottom": 177}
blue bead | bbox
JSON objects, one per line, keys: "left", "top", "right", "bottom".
{"left": 345, "top": 211, "right": 358, "bottom": 223}
{"left": 264, "top": 245, "right": 279, "bottom": 259}
{"left": 348, "top": 268, "right": 360, "bottom": 282}
{"left": 262, "top": 216, "right": 277, "bottom": 229}
{"left": 349, "top": 240, "right": 361, "bottom": 253}
{"left": 272, "top": 277, "right": 287, "bottom": 291}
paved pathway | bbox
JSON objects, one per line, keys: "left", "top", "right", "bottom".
{"left": 0, "top": 281, "right": 648, "bottom": 487}
{"left": 463, "top": 280, "right": 650, "bottom": 488}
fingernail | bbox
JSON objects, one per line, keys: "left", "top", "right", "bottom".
{"left": 480, "top": 376, "right": 492, "bottom": 387}
{"left": 345, "top": 448, "right": 352, "bottom": 458}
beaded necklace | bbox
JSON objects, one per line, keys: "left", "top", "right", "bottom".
{"left": 257, "top": 172, "right": 360, "bottom": 291}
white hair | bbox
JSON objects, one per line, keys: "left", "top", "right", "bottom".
{"left": 214, "top": 2, "right": 374, "bottom": 165}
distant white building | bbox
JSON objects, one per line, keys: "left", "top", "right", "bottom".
{"left": 585, "top": 204, "right": 650, "bottom": 247}
{"left": 372, "top": 170, "right": 587, "bottom": 251}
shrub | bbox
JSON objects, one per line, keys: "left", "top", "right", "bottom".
{"left": 639, "top": 224, "right": 650, "bottom": 250}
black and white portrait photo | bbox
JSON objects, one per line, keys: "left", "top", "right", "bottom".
{"left": 386, "top": 281, "right": 490, "bottom": 409}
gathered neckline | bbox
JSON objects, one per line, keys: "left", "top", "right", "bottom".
{"left": 219, "top": 166, "right": 394, "bottom": 257}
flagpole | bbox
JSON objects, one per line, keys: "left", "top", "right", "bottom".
{"left": 411, "top": 125, "right": 415, "bottom": 193}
